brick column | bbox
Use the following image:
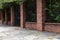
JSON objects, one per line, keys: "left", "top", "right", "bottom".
{"left": 0, "top": 11, "right": 3, "bottom": 24}
{"left": 37, "top": 0, "right": 43, "bottom": 31}
{"left": 5, "top": 10, "right": 8, "bottom": 24}
{"left": 11, "top": 6, "right": 14, "bottom": 26}
{"left": 20, "top": 3, "right": 25, "bottom": 28}
{"left": 1, "top": 14, "right": 4, "bottom": 24}
{"left": 0, "top": 11, "right": 1, "bottom": 20}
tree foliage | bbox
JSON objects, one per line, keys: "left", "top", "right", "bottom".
{"left": 46, "top": 0, "right": 60, "bottom": 23}
{"left": 0, "top": 0, "right": 25, "bottom": 9}
{"left": 0, "top": 0, "right": 3, "bottom": 9}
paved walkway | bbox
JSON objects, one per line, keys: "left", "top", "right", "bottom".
{"left": 0, "top": 25, "right": 60, "bottom": 40}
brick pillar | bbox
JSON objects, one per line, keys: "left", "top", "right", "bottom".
{"left": 5, "top": 10, "right": 8, "bottom": 24}
{"left": 1, "top": 11, "right": 4, "bottom": 24}
{"left": 1, "top": 13, "right": 3, "bottom": 24}
{"left": 37, "top": 0, "right": 43, "bottom": 31}
{"left": 0, "top": 11, "right": 2, "bottom": 19}
{"left": 0, "top": 11, "right": 2, "bottom": 24}
{"left": 11, "top": 6, "right": 14, "bottom": 26}
{"left": 20, "top": 3, "right": 25, "bottom": 28}
{"left": 0, "top": 11, "right": 1, "bottom": 20}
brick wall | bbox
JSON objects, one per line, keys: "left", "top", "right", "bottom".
{"left": 25, "top": 22, "right": 37, "bottom": 30}
{"left": 44, "top": 23, "right": 60, "bottom": 33}
{"left": 25, "top": 22, "right": 60, "bottom": 33}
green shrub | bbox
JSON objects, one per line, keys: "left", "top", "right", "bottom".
{"left": 46, "top": 0, "right": 60, "bottom": 23}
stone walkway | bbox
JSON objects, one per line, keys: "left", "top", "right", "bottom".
{"left": 0, "top": 25, "right": 60, "bottom": 40}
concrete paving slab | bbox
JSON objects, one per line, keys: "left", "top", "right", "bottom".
{"left": 0, "top": 25, "right": 60, "bottom": 40}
